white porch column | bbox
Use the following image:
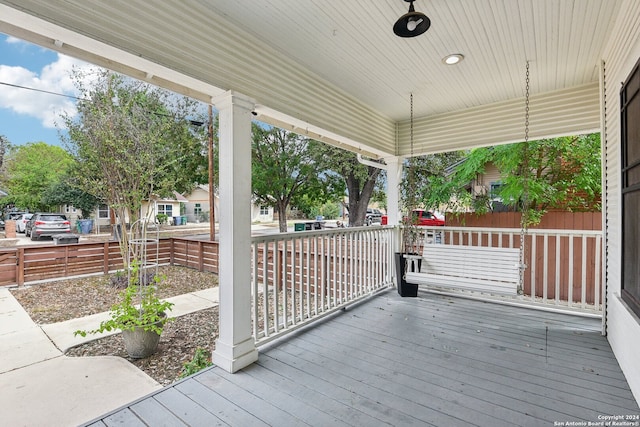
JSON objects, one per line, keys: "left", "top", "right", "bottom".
{"left": 211, "top": 91, "right": 258, "bottom": 373}
{"left": 385, "top": 156, "right": 402, "bottom": 226}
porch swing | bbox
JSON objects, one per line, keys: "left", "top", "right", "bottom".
{"left": 402, "top": 62, "right": 533, "bottom": 297}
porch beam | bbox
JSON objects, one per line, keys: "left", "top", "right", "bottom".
{"left": 212, "top": 91, "right": 258, "bottom": 373}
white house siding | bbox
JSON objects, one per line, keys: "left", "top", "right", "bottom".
{"left": 473, "top": 163, "right": 502, "bottom": 196}
{"left": 184, "top": 187, "right": 212, "bottom": 223}
{"left": 141, "top": 200, "right": 180, "bottom": 224}
{"left": 602, "top": 0, "right": 640, "bottom": 404}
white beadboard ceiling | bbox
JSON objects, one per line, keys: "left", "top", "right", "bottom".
{"left": 0, "top": 0, "right": 625, "bottom": 157}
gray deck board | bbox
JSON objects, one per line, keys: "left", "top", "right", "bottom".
{"left": 175, "top": 376, "right": 270, "bottom": 427}
{"left": 195, "top": 367, "right": 309, "bottom": 426}
{"left": 320, "top": 317, "right": 631, "bottom": 418}
{"left": 85, "top": 289, "right": 640, "bottom": 427}
{"left": 129, "top": 397, "right": 190, "bottom": 427}
{"left": 153, "top": 387, "right": 228, "bottom": 426}
{"left": 102, "top": 408, "right": 146, "bottom": 427}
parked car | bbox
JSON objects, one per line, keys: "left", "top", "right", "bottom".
{"left": 16, "top": 213, "right": 33, "bottom": 233}
{"left": 406, "top": 209, "right": 445, "bottom": 226}
{"left": 365, "top": 208, "right": 383, "bottom": 226}
{"left": 25, "top": 213, "right": 71, "bottom": 241}
{"left": 5, "top": 211, "right": 28, "bottom": 221}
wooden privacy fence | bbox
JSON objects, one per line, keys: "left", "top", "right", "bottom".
{"left": 0, "top": 238, "right": 219, "bottom": 287}
{"left": 446, "top": 211, "right": 602, "bottom": 231}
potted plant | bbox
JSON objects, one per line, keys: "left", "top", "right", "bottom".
{"left": 74, "top": 267, "right": 174, "bottom": 358}
{"left": 156, "top": 213, "right": 168, "bottom": 226}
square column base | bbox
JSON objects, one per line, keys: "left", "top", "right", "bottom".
{"left": 212, "top": 337, "right": 259, "bottom": 373}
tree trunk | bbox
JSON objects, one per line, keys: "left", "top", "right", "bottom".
{"left": 346, "top": 168, "right": 380, "bottom": 226}
{"left": 276, "top": 202, "right": 288, "bottom": 233}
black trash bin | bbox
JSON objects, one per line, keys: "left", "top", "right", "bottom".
{"left": 395, "top": 252, "right": 420, "bottom": 297}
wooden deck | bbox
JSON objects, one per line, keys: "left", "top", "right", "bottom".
{"left": 86, "top": 290, "right": 639, "bottom": 426}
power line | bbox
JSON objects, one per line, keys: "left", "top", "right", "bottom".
{"left": 0, "top": 80, "right": 204, "bottom": 126}
{"left": 0, "top": 81, "right": 84, "bottom": 101}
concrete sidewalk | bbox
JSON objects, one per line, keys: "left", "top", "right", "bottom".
{"left": 0, "top": 286, "right": 219, "bottom": 427}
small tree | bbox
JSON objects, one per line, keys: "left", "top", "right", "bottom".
{"left": 443, "top": 133, "right": 602, "bottom": 224}
{"left": 61, "top": 69, "right": 207, "bottom": 264}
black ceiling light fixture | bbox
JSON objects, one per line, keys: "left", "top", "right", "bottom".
{"left": 393, "top": 0, "right": 431, "bottom": 38}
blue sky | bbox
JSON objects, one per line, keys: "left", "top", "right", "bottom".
{"left": 0, "top": 33, "right": 91, "bottom": 147}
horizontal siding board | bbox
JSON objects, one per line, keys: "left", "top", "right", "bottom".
{"left": 401, "top": 83, "right": 601, "bottom": 155}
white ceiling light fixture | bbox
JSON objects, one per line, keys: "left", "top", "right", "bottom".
{"left": 393, "top": 0, "right": 431, "bottom": 38}
{"left": 443, "top": 54, "right": 464, "bottom": 65}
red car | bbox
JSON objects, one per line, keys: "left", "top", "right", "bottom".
{"left": 406, "top": 209, "right": 445, "bottom": 226}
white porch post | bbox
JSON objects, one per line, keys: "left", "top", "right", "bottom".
{"left": 386, "top": 156, "right": 402, "bottom": 226}
{"left": 211, "top": 91, "right": 258, "bottom": 373}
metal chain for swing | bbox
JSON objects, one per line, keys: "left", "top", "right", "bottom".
{"left": 403, "top": 93, "right": 417, "bottom": 279}
{"left": 518, "top": 61, "right": 531, "bottom": 295}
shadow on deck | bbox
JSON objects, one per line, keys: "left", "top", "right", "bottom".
{"left": 85, "top": 290, "right": 639, "bottom": 426}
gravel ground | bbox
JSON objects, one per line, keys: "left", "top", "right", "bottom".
{"left": 10, "top": 266, "right": 220, "bottom": 386}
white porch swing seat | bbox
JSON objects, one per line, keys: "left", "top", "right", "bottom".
{"left": 402, "top": 61, "right": 531, "bottom": 298}
{"left": 404, "top": 245, "right": 521, "bottom": 295}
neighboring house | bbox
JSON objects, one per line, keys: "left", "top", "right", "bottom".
{"left": 62, "top": 191, "right": 186, "bottom": 230}
{"left": 183, "top": 184, "right": 273, "bottom": 223}
{"left": 141, "top": 192, "right": 187, "bottom": 225}
{"left": 444, "top": 160, "right": 504, "bottom": 212}
{"left": 449, "top": 157, "right": 601, "bottom": 213}
{"left": 250, "top": 203, "right": 273, "bottom": 223}
{"left": 182, "top": 184, "right": 218, "bottom": 223}
{"left": 63, "top": 203, "right": 111, "bottom": 231}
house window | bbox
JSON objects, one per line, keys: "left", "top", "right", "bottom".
{"left": 621, "top": 57, "right": 640, "bottom": 318}
{"left": 194, "top": 203, "right": 202, "bottom": 216}
{"left": 260, "top": 205, "right": 269, "bottom": 215}
{"left": 157, "top": 204, "right": 173, "bottom": 217}
{"left": 489, "top": 182, "right": 503, "bottom": 200}
{"left": 98, "top": 204, "right": 110, "bottom": 219}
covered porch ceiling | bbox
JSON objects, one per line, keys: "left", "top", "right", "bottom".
{"left": 0, "top": 0, "right": 621, "bottom": 159}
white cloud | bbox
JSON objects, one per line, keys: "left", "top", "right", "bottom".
{"left": 0, "top": 53, "right": 94, "bottom": 129}
{"left": 6, "top": 36, "right": 23, "bottom": 44}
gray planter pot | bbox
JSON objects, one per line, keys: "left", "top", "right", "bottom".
{"left": 121, "top": 315, "right": 165, "bottom": 358}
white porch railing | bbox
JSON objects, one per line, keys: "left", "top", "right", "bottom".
{"left": 419, "top": 225, "right": 603, "bottom": 314}
{"left": 251, "top": 226, "right": 396, "bottom": 345}
{"left": 250, "top": 224, "right": 602, "bottom": 345}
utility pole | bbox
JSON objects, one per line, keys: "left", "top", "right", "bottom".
{"left": 208, "top": 104, "right": 216, "bottom": 241}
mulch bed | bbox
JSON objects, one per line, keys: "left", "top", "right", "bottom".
{"left": 10, "top": 266, "right": 220, "bottom": 385}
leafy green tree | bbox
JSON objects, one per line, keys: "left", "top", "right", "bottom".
{"left": 312, "top": 144, "right": 384, "bottom": 226}
{"left": 42, "top": 174, "right": 100, "bottom": 218}
{"left": 2, "top": 142, "right": 73, "bottom": 211}
{"left": 400, "top": 151, "right": 465, "bottom": 214}
{"left": 61, "top": 69, "right": 207, "bottom": 261}
{"left": 251, "top": 125, "right": 330, "bottom": 232}
{"left": 443, "top": 133, "right": 601, "bottom": 224}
